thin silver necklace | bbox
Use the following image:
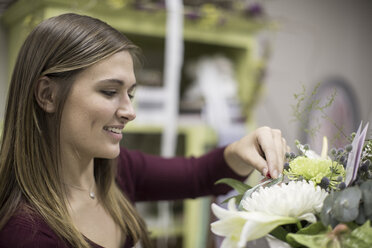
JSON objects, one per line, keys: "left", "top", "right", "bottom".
{"left": 64, "top": 183, "right": 96, "bottom": 200}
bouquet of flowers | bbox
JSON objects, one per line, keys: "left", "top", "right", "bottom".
{"left": 211, "top": 122, "right": 372, "bottom": 248}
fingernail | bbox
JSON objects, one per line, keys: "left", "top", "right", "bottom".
{"left": 262, "top": 167, "right": 268, "bottom": 177}
{"left": 272, "top": 170, "right": 278, "bottom": 179}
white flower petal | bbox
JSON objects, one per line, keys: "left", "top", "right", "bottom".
{"left": 227, "top": 197, "right": 238, "bottom": 211}
{"left": 211, "top": 215, "right": 246, "bottom": 236}
{"left": 211, "top": 203, "right": 250, "bottom": 237}
{"left": 211, "top": 180, "right": 329, "bottom": 248}
{"left": 221, "top": 236, "right": 239, "bottom": 248}
{"left": 211, "top": 203, "right": 232, "bottom": 219}
{"left": 241, "top": 180, "right": 328, "bottom": 218}
{"left": 297, "top": 212, "right": 317, "bottom": 223}
{"left": 238, "top": 212, "right": 296, "bottom": 245}
{"left": 211, "top": 204, "right": 297, "bottom": 246}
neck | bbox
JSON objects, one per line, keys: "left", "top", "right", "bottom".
{"left": 60, "top": 147, "right": 95, "bottom": 194}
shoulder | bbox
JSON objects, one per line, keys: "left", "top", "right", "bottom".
{"left": 0, "top": 210, "right": 66, "bottom": 248}
{"left": 116, "top": 147, "right": 145, "bottom": 202}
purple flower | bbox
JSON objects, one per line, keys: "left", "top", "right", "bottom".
{"left": 345, "top": 122, "right": 369, "bottom": 186}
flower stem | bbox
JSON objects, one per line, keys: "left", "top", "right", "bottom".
{"left": 296, "top": 221, "right": 303, "bottom": 230}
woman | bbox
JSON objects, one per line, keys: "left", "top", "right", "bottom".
{"left": 0, "top": 13, "right": 287, "bottom": 248}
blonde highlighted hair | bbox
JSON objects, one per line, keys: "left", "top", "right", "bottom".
{"left": 0, "top": 13, "right": 151, "bottom": 247}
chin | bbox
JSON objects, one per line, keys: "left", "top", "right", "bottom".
{"left": 97, "top": 147, "right": 120, "bottom": 159}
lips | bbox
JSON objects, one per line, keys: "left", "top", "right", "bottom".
{"left": 103, "top": 126, "right": 123, "bottom": 134}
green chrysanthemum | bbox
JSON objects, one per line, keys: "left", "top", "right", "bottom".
{"left": 363, "top": 139, "right": 372, "bottom": 162}
{"left": 284, "top": 157, "right": 345, "bottom": 188}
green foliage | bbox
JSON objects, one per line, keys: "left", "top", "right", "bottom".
{"left": 363, "top": 140, "right": 372, "bottom": 162}
{"left": 269, "top": 226, "right": 289, "bottom": 243}
{"left": 292, "top": 84, "right": 315, "bottom": 137}
{"left": 360, "top": 180, "right": 372, "bottom": 217}
{"left": 286, "top": 222, "right": 328, "bottom": 248}
{"left": 286, "top": 227, "right": 332, "bottom": 248}
{"left": 321, "top": 191, "right": 340, "bottom": 228}
{"left": 296, "top": 221, "right": 328, "bottom": 235}
{"left": 241, "top": 175, "right": 283, "bottom": 199}
{"left": 320, "top": 181, "right": 372, "bottom": 227}
{"left": 333, "top": 186, "right": 361, "bottom": 222}
{"left": 291, "top": 83, "right": 349, "bottom": 143}
{"left": 215, "top": 178, "right": 252, "bottom": 203}
{"left": 286, "top": 221, "right": 372, "bottom": 248}
{"left": 215, "top": 178, "right": 251, "bottom": 194}
{"left": 342, "top": 221, "right": 372, "bottom": 248}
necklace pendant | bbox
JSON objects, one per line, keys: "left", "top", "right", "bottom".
{"left": 89, "top": 191, "right": 95, "bottom": 199}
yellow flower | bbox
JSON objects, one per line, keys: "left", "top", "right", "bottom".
{"left": 285, "top": 157, "right": 345, "bottom": 187}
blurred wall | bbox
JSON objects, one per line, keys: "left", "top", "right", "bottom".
{"left": 255, "top": 0, "right": 372, "bottom": 148}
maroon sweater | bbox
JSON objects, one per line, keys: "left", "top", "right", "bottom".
{"left": 0, "top": 147, "right": 245, "bottom": 248}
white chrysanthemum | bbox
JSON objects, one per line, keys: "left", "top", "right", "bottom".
{"left": 211, "top": 181, "right": 328, "bottom": 248}
{"left": 241, "top": 180, "right": 328, "bottom": 222}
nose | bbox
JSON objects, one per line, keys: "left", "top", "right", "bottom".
{"left": 117, "top": 98, "right": 136, "bottom": 122}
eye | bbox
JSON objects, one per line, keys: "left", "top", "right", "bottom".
{"left": 128, "top": 87, "right": 136, "bottom": 100}
{"left": 128, "top": 93, "right": 135, "bottom": 100}
{"left": 101, "top": 90, "right": 117, "bottom": 97}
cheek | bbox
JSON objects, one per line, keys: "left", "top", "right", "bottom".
{"left": 89, "top": 100, "right": 117, "bottom": 122}
{"left": 66, "top": 98, "right": 116, "bottom": 130}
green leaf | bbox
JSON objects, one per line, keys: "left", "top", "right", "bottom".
{"left": 215, "top": 178, "right": 251, "bottom": 194}
{"left": 286, "top": 221, "right": 372, "bottom": 248}
{"left": 286, "top": 228, "right": 336, "bottom": 248}
{"left": 239, "top": 175, "right": 283, "bottom": 203}
{"left": 360, "top": 180, "right": 372, "bottom": 216}
{"left": 355, "top": 204, "right": 367, "bottom": 225}
{"left": 220, "top": 194, "right": 244, "bottom": 204}
{"left": 342, "top": 221, "right": 372, "bottom": 248}
{"left": 269, "top": 226, "right": 288, "bottom": 243}
{"left": 333, "top": 186, "right": 361, "bottom": 222}
{"left": 286, "top": 222, "right": 328, "bottom": 248}
{"left": 321, "top": 191, "right": 340, "bottom": 227}
{"left": 297, "top": 222, "right": 327, "bottom": 235}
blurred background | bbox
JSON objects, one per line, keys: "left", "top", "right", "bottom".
{"left": 0, "top": 0, "right": 371, "bottom": 247}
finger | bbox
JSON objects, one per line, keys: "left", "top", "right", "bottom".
{"left": 272, "top": 129, "right": 284, "bottom": 177}
{"left": 273, "top": 129, "right": 283, "bottom": 162}
{"left": 256, "top": 132, "right": 278, "bottom": 178}
{"left": 246, "top": 149, "right": 270, "bottom": 177}
{"left": 286, "top": 145, "right": 291, "bottom": 153}
{"left": 277, "top": 137, "right": 287, "bottom": 173}
{"left": 281, "top": 137, "right": 288, "bottom": 163}
{"left": 282, "top": 138, "right": 287, "bottom": 158}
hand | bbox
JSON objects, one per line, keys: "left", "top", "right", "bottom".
{"left": 224, "top": 126, "right": 290, "bottom": 179}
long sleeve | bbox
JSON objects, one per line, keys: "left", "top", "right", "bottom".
{"left": 116, "top": 147, "right": 246, "bottom": 202}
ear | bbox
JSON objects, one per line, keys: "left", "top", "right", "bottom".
{"left": 35, "top": 76, "right": 59, "bottom": 113}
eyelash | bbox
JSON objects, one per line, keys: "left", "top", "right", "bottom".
{"left": 101, "top": 90, "right": 135, "bottom": 100}
{"left": 101, "top": 90, "right": 117, "bottom": 97}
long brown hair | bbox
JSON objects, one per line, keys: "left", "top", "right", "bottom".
{"left": 0, "top": 13, "right": 151, "bottom": 247}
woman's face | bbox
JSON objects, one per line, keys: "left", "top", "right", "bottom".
{"left": 60, "top": 51, "right": 136, "bottom": 160}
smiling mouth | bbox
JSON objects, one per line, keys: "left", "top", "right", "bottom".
{"left": 103, "top": 127, "right": 123, "bottom": 134}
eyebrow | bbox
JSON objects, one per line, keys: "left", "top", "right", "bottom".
{"left": 97, "top": 78, "right": 137, "bottom": 89}
{"left": 97, "top": 78, "right": 124, "bottom": 85}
